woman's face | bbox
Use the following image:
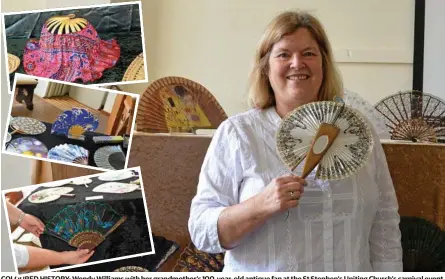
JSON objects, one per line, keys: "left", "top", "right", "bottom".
{"left": 268, "top": 28, "right": 323, "bottom": 108}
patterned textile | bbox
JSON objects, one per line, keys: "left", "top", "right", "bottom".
{"left": 23, "top": 21, "right": 120, "bottom": 83}
{"left": 173, "top": 242, "right": 224, "bottom": 272}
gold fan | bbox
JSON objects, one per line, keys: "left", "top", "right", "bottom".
{"left": 136, "top": 76, "right": 228, "bottom": 133}
{"left": 46, "top": 14, "right": 88, "bottom": 35}
{"left": 122, "top": 53, "right": 145, "bottom": 81}
{"left": 8, "top": 54, "right": 20, "bottom": 74}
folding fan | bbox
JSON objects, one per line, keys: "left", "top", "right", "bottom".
{"left": 136, "top": 76, "right": 228, "bottom": 133}
{"left": 276, "top": 101, "right": 374, "bottom": 180}
{"left": 94, "top": 145, "right": 126, "bottom": 170}
{"left": 374, "top": 90, "right": 445, "bottom": 143}
{"left": 45, "top": 202, "right": 127, "bottom": 250}
{"left": 51, "top": 108, "right": 99, "bottom": 139}
{"left": 400, "top": 216, "right": 445, "bottom": 271}
{"left": 48, "top": 144, "right": 89, "bottom": 165}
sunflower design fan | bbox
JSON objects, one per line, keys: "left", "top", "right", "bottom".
{"left": 276, "top": 101, "right": 374, "bottom": 180}
{"left": 136, "top": 77, "right": 228, "bottom": 133}
{"left": 374, "top": 90, "right": 445, "bottom": 143}
{"left": 45, "top": 202, "right": 127, "bottom": 250}
{"left": 51, "top": 108, "right": 99, "bottom": 139}
{"left": 46, "top": 14, "right": 88, "bottom": 35}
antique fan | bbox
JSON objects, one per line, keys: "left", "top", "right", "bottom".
{"left": 45, "top": 202, "right": 127, "bottom": 250}
{"left": 374, "top": 90, "right": 445, "bottom": 143}
{"left": 46, "top": 14, "right": 88, "bottom": 34}
{"left": 51, "top": 108, "right": 99, "bottom": 139}
{"left": 276, "top": 101, "right": 374, "bottom": 180}
{"left": 400, "top": 216, "right": 445, "bottom": 271}
{"left": 136, "top": 76, "right": 228, "bottom": 133}
{"left": 48, "top": 144, "right": 89, "bottom": 165}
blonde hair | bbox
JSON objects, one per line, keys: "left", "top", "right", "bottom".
{"left": 248, "top": 11, "right": 343, "bottom": 109}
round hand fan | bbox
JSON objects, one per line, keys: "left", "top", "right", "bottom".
{"left": 93, "top": 182, "right": 140, "bottom": 194}
{"left": 44, "top": 202, "right": 127, "bottom": 250}
{"left": 8, "top": 53, "right": 20, "bottom": 74}
{"left": 46, "top": 14, "right": 88, "bottom": 35}
{"left": 51, "top": 108, "right": 99, "bottom": 138}
{"left": 28, "top": 187, "right": 74, "bottom": 204}
{"left": 374, "top": 90, "right": 445, "bottom": 143}
{"left": 122, "top": 53, "right": 145, "bottom": 81}
{"left": 48, "top": 144, "right": 89, "bottom": 165}
{"left": 136, "top": 76, "right": 228, "bottom": 133}
{"left": 276, "top": 101, "right": 374, "bottom": 180}
{"left": 113, "top": 266, "right": 149, "bottom": 272}
{"left": 71, "top": 177, "right": 93, "bottom": 185}
{"left": 94, "top": 145, "right": 126, "bottom": 170}
{"left": 400, "top": 216, "right": 445, "bottom": 271}
{"left": 10, "top": 117, "right": 46, "bottom": 135}
{"left": 6, "top": 137, "right": 48, "bottom": 158}
{"left": 98, "top": 170, "right": 136, "bottom": 181}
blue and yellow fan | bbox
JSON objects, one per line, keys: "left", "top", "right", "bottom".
{"left": 44, "top": 202, "right": 126, "bottom": 250}
{"left": 51, "top": 108, "right": 99, "bottom": 139}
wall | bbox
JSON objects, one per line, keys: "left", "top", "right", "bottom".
{"left": 68, "top": 86, "right": 107, "bottom": 109}
{"left": 115, "top": 0, "right": 415, "bottom": 116}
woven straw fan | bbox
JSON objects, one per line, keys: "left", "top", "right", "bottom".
{"left": 46, "top": 14, "right": 88, "bottom": 34}
{"left": 276, "top": 101, "right": 374, "bottom": 181}
{"left": 8, "top": 54, "right": 20, "bottom": 74}
{"left": 136, "top": 76, "right": 228, "bottom": 133}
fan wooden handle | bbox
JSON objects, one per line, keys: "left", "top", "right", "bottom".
{"left": 299, "top": 123, "right": 340, "bottom": 178}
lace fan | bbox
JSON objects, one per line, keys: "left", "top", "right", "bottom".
{"left": 51, "top": 108, "right": 99, "bottom": 139}
{"left": 276, "top": 101, "right": 374, "bottom": 180}
{"left": 45, "top": 202, "right": 127, "bottom": 250}
{"left": 374, "top": 90, "right": 445, "bottom": 143}
{"left": 136, "top": 76, "right": 227, "bottom": 133}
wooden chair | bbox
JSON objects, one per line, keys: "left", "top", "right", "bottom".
{"left": 105, "top": 94, "right": 136, "bottom": 136}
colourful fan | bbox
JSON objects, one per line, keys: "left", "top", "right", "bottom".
{"left": 48, "top": 144, "right": 89, "bottom": 165}
{"left": 6, "top": 137, "right": 48, "bottom": 158}
{"left": 45, "top": 202, "right": 127, "bottom": 250}
{"left": 51, "top": 108, "right": 99, "bottom": 139}
{"left": 276, "top": 101, "right": 374, "bottom": 180}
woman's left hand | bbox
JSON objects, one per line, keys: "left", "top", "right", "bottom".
{"left": 20, "top": 214, "right": 45, "bottom": 237}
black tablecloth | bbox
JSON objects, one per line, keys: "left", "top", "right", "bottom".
{"left": 7, "top": 121, "right": 127, "bottom": 169}
{"left": 18, "top": 172, "right": 153, "bottom": 269}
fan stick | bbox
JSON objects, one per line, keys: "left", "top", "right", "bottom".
{"left": 294, "top": 123, "right": 340, "bottom": 178}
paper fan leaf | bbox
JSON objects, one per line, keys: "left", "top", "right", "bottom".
{"left": 136, "top": 76, "right": 227, "bottom": 133}
{"left": 48, "top": 144, "right": 89, "bottom": 165}
{"left": 45, "top": 202, "right": 126, "bottom": 250}
{"left": 276, "top": 101, "right": 374, "bottom": 180}
{"left": 51, "top": 108, "right": 99, "bottom": 137}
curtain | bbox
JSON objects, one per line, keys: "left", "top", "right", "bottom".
{"left": 44, "top": 82, "right": 70, "bottom": 98}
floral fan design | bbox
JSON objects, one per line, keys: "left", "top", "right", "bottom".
{"left": 276, "top": 101, "right": 374, "bottom": 180}
{"left": 45, "top": 202, "right": 127, "bottom": 250}
{"left": 374, "top": 90, "right": 445, "bottom": 143}
{"left": 51, "top": 108, "right": 99, "bottom": 139}
{"left": 48, "top": 144, "right": 89, "bottom": 165}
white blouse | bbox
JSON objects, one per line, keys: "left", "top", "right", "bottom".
{"left": 189, "top": 99, "right": 403, "bottom": 272}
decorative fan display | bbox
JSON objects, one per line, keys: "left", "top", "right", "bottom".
{"left": 23, "top": 14, "right": 120, "bottom": 83}
{"left": 122, "top": 53, "right": 145, "bottom": 81}
{"left": 113, "top": 266, "right": 149, "bottom": 272}
{"left": 94, "top": 145, "right": 126, "bottom": 170}
{"left": 10, "top": 117, "right": 46, "bottom": 135}
{"left": 374, "top": 90, "right": 445, "bottom": 143}
{"left": 48, "top": 144, "right": 89, "bottom": 165}
{"left": 45, "top": 202, "right": 127, "bottom": 250}
{"left": 93, "top": 182, "right": 140, "bottom": 194}
{"left": 276, "top": 101, "right": 374, "bottom": 180}
{"left": 98, "top": 170, "right": 135, "bottom": 182}
{"left": 51, "top": 108, "right": 99, "bottom": 139}
{"left": 28, "top": 187, "right": 74, "bottom": 204}
{"left": 136, "top": 76, "right": 228, "bottom": 133}
{"left": 8, "top": 53, "right": 20, "bottom": 74}
{"left": 6, "top": 137, "right": 48, "bottom": 158}
{"left": 400, "top": 216, "right": 445, "bottom": 271}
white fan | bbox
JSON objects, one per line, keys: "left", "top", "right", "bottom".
{"left": 276, "top": 101, "right": 374, "bottom": 180}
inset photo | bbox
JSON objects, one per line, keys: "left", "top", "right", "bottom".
{"left": 3, "top": 74, "right": 139, "bottom": 171}
{"left": 2, "top": 167, "right": 155, "bottom": 274}
{"left": 2, "top": 1, "right": 147, "bottom": 93}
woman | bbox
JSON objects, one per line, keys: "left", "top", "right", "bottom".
{"left": 188, "top": 11, "right": 402, "bottom": 272}
{"left": 6, "top": 201, "right": 94, "bottom": 270}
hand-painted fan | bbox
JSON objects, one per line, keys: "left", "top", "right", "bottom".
{"left": 51, "top": 108, "right": 99, "bottom": 139}
{"left": 93, "top": 182, "right": 140, "bottom": 194}
{"left": 48, "top": 144, "right": 89, "bottom": 165}
{"left": 97, "top": 170, "right": 136, "bottom": 182}
{"left": 10, "top": 117, "right": 46, "bottom": 135}
{"left": 276, "top": 101, "right": 374, "bottom": 180}
{"left": 45, "top": 202, "right": 126, "bottom": 250}
{"left": 136, "top": 76, "right": 228, "bottom": 133}
{"left": 28, "top": 187, "right": 75, "bottom": 204}
{"left": 374, "top": 90, "right": 445, "bottom": 143}
{"left": 6, "top": 137, "right": 48, "bottom": 158}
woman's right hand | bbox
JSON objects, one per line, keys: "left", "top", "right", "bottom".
{"left": 259, "top": 175, "right": 306, "bottom": 216}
